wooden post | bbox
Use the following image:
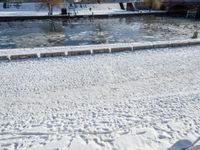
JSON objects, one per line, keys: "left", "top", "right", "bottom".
{"left": 119, "top": 2, "right": 125, "bottom": 10}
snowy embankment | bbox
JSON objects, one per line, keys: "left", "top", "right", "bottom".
{"left": 0, "top": 3, "right": 165, "bottom": 17}
{"left": 0, "top": 45, "right": 200, "bottom": 150}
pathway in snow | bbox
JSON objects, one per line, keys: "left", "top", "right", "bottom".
{"left": 0, "top": 46, "right": 200, "bottom": 150}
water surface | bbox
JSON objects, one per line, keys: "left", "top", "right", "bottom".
{"left": 0, "top": 16, "right": 199, "bottom": 49}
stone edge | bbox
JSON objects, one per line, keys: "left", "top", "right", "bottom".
{"left": 1, "top": 39, "right": 200, "bottom": 62}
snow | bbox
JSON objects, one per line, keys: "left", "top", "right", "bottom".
{"left": 0, "top": 2, "right": 61, "bottom": 16}
{"left": 0, "top": 3, "right": 165, "bottom": 16}
{"left": 0, "top": 45, "right": 200, "bottom": 150}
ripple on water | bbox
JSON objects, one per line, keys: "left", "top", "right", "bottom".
{"left": 0, "top": 16, "right": 199, "bottom": 49}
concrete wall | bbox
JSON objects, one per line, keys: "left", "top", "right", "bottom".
{"left": 68, "top": 50, "right": 91, "bottom": 56}
{"left": 92, "top": 48, "right": 110, "bottom": 54}
{"left": 111, "top": 47, "right": 132, "bottom": 52}
{"left": 0, "top": 56, "right": 9, "bottom": 61}
{"left": 40, "top": 52, "right": 65, "bottom": 58}
{"left": 10, "top": 54, "right": 38, "bottom": 60}
{"left": 1, "top": 39, "right": 200, "bottom": 62}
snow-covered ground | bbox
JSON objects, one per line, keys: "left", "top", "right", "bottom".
{"left": 0, "top": 2, "right": 62, "bottom": 16}
{"left": 0, "top": 3, "right": 164, "bottom": 17}
{"left": 0, "top": 45, "right": 200, "bottom": 150}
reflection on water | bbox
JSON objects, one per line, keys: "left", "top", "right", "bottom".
{"left": 0, "top": 16, "right": 199, "bottom": 49}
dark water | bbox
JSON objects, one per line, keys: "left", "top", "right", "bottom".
{"left": 0, "top": 16, "right": 199, "bottom": 49}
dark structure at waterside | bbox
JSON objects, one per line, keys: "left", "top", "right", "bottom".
{"left": 161, "top": 0, "right": 200, "bottom": 18}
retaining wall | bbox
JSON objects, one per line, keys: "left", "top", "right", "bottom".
{"left": 0, "top": 11, "right": 167, "bottom": 22}
{"left": 40, "top": 52, "right": 65, "bottom": 58}
{"left": 68, "top": 50, "right": 91, "bottom": 56}
{"left": 92, "top": 48, "right": 110, "bottom": 54}
{"left": 111, "top": 47, "right": 132, "bottom": 53}
{"left": 0, "top": 56, "right": 9, "bottom": 61}
{"left": 1, "top": 39, "right": 200, "bottom": 62}
{"left": 10, "top": 54, "right": 38, "bottom": 60}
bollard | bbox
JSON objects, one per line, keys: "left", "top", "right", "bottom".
{"left": 192, "top": 31, "right": 198, "bottom": 39}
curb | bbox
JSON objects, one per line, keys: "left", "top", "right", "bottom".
{"left": 10, "top": 54, "right": 38, "bottom": 60}
{"left": 40, "top": 52, "right": 65, "bottom": 58}
{"left": 0, "top": 56, "right": 9, "bottom": 61}
{"left": 111, "top": 47, "right": 132, "bottom": 53}
{"left": 68, "top": 50, "right": 91, "bottom": 56}
{"left": 1, "top": 39, "right": 200, "bottom": 62}
{"left": 92, "top": 48, "right": 110, "bottom": 54}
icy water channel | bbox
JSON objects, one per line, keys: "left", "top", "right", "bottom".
{"left": 0, "top": 16, "right": 199, "bottom": 49}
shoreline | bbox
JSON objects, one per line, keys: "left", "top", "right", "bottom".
{"left": 0, "top": 11, "right": 166, "bottom": 21}
{"left": 0, "top": 39, "right": 199, "bottom": 61}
